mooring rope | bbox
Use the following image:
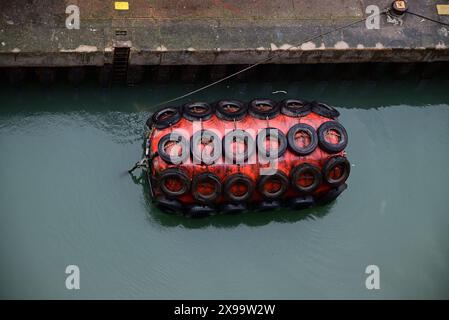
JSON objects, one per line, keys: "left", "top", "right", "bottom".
{"left": 131, "top": 7, "right": 448, "bottom": 175}
{"left": 148, "top": 8, "right": 449, "bottom": 109}
{"left": 128, "top": 157, "right": 148, "bottom": 173}
{"left": 149, "top": 10, "right": 388, "bottom": 109}
{"left": 407, "top": 11, "right": 449, "bottom": 27}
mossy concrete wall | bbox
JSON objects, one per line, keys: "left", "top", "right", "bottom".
{"left": 1, "top": 0, "right": 449, "bottom": 67}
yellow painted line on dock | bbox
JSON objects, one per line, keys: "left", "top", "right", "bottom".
{"left": 114, "top": 2, "right": 129, "bottom": 11}
{"left": 437, "top": 4, "right": 449, "bottom": 15}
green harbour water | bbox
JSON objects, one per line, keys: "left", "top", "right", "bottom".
{"left": 1, "top": 77, "right": 449, "bottom": 299}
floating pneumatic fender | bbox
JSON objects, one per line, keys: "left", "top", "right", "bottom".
{"left": 144, "top": 98, "right": 350, "bottom": 216}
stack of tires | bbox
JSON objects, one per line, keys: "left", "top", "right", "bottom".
{"left": 144, "top": 99, "right": 350, "bottom": 217}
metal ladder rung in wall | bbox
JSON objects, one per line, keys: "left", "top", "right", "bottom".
{"left": 112, "top": 47, "right": 130, "bottom": 84}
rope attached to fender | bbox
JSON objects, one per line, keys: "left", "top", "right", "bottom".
{"left": 149, "top": 10, "right": 387, "bottom": 109}
{"left": 128, "top": 157, "right": 148, "bottom": 173}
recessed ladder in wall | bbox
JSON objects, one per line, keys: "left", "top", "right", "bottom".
{"left": 112, "top": 46, "right": 130, "bottom": 84}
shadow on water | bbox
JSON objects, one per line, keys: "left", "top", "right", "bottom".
{"left": 1, "top": 77, "right": 449, "bottom": 115}
{"left": 130, "top": 171, "right": 334, "bottom": 229}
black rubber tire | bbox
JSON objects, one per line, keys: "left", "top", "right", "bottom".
{"left": 150, "top": 106, "right": 182, "bottom": 129}
{"left": 257, "top": 171, "right": 289, "bottom": 199}
{"left": 316, "top": 183, "right": 347, "bottom": 205}
{"left": 158, "top": 167, "right": 191, "bottom": 198}
{"left": 291, "top": 163, "right": 322, "bottom": 194}
{"left": 190, "top": 130, "right": 222, "bottom": 165}
{"left": 289, "top": 195, "right": 315, "bottom": 210}
{"left": 155, "top": 196, "right": 183, "bottom": 214}
{"left": 145, "top": 117, "right": 153, "bottom": 132}
{"left": 157, "top": 132, "right": 190, "bottom": 164}
{"left": 221, "top": 203, "right": 247, "bottom": 215}
{"left": 182, "top": 102, "right": 214, "bottom": 121}
{"left": 249, "top": 99, "right": 280, "bottom": 120}
{"left": 215, "top": 100, "right": 247, "bottom": 121}
{"left": 322, "top": 156, "right": 350, "bottom": 186}
{"left": 223, "top": 129, "right": 256, "bottom": 164}
{"left": 280, "top": 99, "right": 311, "bottom": 117}
{"left": 317, "top": 121, "right": 348, "bottom": 154}
{"left": 287, "top": 123, "right": 318, "bottom": 156}
{"left": 257, "top": 200, "right": 281, "bottom": 211}
{"left": 147, "top": 172, "right": 156, "bottom": 199}
{"left": 192, "top": 172, "right": 222, "bottom": 203}
{"left": 223, "top": 174, "right": 254, "bottom": 202}
{"left": 310, "top": 101, "right": 340, "bottom": 119}
{"left": 256, "top": 127, "right": 287, "bottom": 159}
{"left": 188, "top": 205, "right": 216, "bottom": 218}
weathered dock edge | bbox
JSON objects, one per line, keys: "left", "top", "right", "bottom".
{"left": 2, "top": 47, "right": 449, "bottom": 68}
